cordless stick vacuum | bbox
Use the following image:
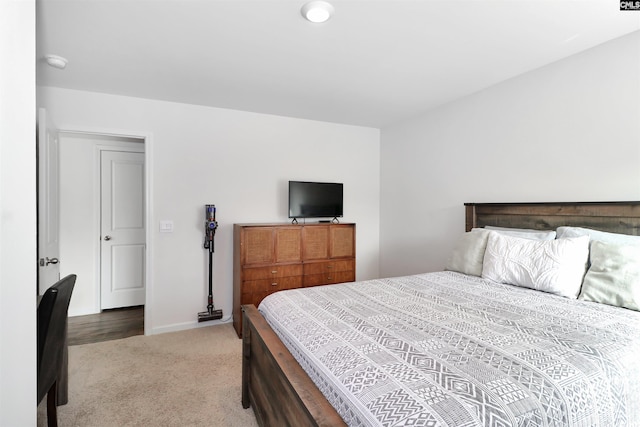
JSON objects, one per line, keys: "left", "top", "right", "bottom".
{"left": 198, "top": 204, "right": 223, "bottom": 322}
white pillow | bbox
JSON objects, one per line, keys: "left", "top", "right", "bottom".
{"left": 482, "top": 232, "right": 589, "bottom": 298}
{"left": 579, "top": 241, "right": 640, "bottom": 311}
{"left": 445, "top": 229, "right": 490, "bottom": 277}
{"left": 556, "top": 226, "right": 640, "bottom": 246}
{"left": 477, "top": 226, "right": 556, "bottom": 241}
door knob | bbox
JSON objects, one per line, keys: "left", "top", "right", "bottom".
{"left": 46, "top": 257, "right": 59, "bottom": 265}
{"left": 104, "top": 235, "right": 112, "bottom": 241}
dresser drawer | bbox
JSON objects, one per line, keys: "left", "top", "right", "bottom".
{"left": 242, "top": 264, "right": 302, "bottom": 281}
{"left": 240, "top": 289, "right": 270, "bottom": 307}
{"left": 242, "top": 276, "right": 303, "bottom": 295}
{"left": 303, "top": 270, "right": 354, "bottom": 287}
{"left": 303, "top": 259, "right": 355, "bottom": 275}
{"left": 241, "top": 276, "right": 303, "bottom": 307}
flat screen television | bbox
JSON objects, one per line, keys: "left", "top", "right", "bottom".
{"left": 288, "top": 181, "right": 343, "bottom": 219}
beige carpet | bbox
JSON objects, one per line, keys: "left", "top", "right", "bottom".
{"left": 38, "top": 323, "right": 259, "bottom": 427}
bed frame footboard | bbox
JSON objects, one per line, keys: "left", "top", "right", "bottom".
{"left": 242, "top": 305, "right": 346, "bottom": 427}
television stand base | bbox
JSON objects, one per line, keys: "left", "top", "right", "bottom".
{"left": 290, "top": 217, "right": 340, "bottom": 225}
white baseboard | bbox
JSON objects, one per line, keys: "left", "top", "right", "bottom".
{"left": 147, "top": 315, "right": 233, "bottom": 336}
{"left": 68, "top": 307, "right": 100, "bottom": 317}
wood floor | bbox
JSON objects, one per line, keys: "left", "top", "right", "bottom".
{"left": 68, "top": 306, "right": 144, "bottom": 346}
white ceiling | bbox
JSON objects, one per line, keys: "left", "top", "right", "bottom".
{"left": 37, "top": 0, "right": 640, "bottom": 128}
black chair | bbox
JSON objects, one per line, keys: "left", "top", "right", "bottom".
{"left": 37, "top": 274, "right": 76, "bottom": 427}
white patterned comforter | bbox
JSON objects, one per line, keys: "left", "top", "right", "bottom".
{"left": 258, "top": 271, "right": 640, "bottom": 427}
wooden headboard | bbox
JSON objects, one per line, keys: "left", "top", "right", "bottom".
{"left": 465, "top": 202, "right": 640, "bottom": 236}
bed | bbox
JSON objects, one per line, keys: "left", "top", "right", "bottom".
{"left": 241, "top": 202, "right": 640, "bottom": 427}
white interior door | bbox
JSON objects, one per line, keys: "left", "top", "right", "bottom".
{"left": 101, "top": 150, "right": 145, "bottom": 309}
{"left": 37, "top": 108, "right": 61, "bottom": 294}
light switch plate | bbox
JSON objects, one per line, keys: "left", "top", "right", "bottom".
{"left": 159, "top": 220, "right": 174, "bottom": 233}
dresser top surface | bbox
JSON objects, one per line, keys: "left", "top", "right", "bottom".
{"left": 234, "top": 222, "right": 355, "bottom": 227}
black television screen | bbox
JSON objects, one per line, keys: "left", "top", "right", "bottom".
{"left": 288, "top": 181, "right": 343, "bottom": 219}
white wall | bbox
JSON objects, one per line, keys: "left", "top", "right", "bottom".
{"left": 0, "top": 0, "right": 37, "bottom": 424}
{"left": 38, "top": 87, "right": 381, "bottom": 332}
{"left": 380, "top": 31, "right": 640, "bottom": 278}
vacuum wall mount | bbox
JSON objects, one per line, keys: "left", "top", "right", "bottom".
{"left": 198, "top": 204, "right": 223, "bottom": 322}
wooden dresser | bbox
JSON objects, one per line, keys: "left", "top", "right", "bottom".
{"left": 233, "top": 222, "right": 355, "bottom": 337}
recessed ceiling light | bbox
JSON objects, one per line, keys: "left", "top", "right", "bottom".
{"left": 301, "top": 1, "right": 334, "bottom": 23}
{"left": 45, "top": 54, "right": 68, "bottom": 70}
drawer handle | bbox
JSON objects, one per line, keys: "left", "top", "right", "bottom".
{"left": 271, "top": 282, "right": 278, "bottom": 286}
{"left": 271, "top": 270, "right": 278, "bottom": 274}
{"left": 326, "top": 265, "right": 333, "bottom": 269}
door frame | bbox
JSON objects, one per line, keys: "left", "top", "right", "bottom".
{"left": 58, "top": 126, "right": 153, "bottom": 336}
